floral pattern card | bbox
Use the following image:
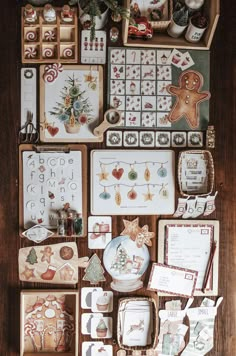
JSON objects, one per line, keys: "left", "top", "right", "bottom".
{"left": 91, "top": 150, "right": 175, "bottom": 215}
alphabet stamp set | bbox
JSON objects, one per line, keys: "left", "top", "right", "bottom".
{"left": 18, "top": 2, "right": 222, "bottom": 356}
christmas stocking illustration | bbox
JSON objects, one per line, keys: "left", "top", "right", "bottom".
{"left": 157, "top": 298, "right": 194, "bottom": 355}
{"left": 203, "top": 191, "right": 218, "bottom": 216}
{"left": 41, "top": 265, "right": 57, "bottom": 280}
{"left": 181, "top": 297, "right": 223, "bottom": 356}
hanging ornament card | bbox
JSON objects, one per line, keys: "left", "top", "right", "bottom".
{"left": 91, "top": 150, "right": 175, "bottom": 215}
{"left": 40, "top": 65, "right": 104, "bottom": 142}
{"left": 19, "top": 144, "right": 87, "bottom": 234}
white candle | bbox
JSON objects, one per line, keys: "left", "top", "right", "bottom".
{"left": 185, "top": 0, "right": 204, "bottom": 10}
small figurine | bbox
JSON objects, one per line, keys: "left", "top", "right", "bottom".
{"left": 130, "top": 2, "right": 141, "bottom": 19}
{"left": 24, "top": 4, "right": 37, "bottom": 23}
{"left": 128, "top": 17, "right": 153, "bottom": 40}
{"left": 110, "top": 27, "right": 119, "bottom": 42}
{"left": 43, "top": 4, "right": 56, "bottom": 23}
{"left": 61, "top": 5, "right": 74, "bottom": 23}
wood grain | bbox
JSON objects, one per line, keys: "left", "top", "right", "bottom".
{"left": 0, "top": 0, "right": 235, "bottom": 355}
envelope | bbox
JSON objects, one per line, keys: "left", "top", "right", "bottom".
{"left": 148, "top": 263, "right": 198, "bottom": 297}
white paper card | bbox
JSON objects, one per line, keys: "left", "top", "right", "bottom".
{"left": 81, "top": 313, "right": 103, "bottom": 335}
{"left": 148, "top": 263, "right": 198, "bottom": 297}
{"left": 81, "top": 287, "right": 103, "bottom": 309}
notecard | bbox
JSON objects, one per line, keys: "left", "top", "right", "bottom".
{"left": 148, "top": 263, "right": 198, "bottom": 297}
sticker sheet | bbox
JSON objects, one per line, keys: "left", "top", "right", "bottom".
{"left": 108, "top": 48, "right": 210, "bottom": 130}
{"left": 22, "top": 150, "right": 83, "bottom": 229}
{"left": 91, "top": 150, "right": 175, "bottom": 215}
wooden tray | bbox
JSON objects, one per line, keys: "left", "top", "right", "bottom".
{"left": 21, "top": 7, "right": 78, "bottom": 63}
{"left": 123, "top": 0, "right": 220, "bottom": 49}
{"left": 20, "top": 290, "right": 79, "bottom": 356}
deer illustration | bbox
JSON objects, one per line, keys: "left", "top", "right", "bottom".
{"left": 126, "top": 320, "right": 144, "bottom": 335}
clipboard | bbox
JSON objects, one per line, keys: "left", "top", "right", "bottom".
{"left": 19, "top": 144, "right": 87, "bottom": 237}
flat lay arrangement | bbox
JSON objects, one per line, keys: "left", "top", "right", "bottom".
{"left": 16, "top": 0, "right": 223, "bottom": 355}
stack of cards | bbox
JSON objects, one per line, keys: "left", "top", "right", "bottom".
{"left": 118, "top": 299, "right": 154, "bottom": 347}
{"left": 81, "top": 287, "right": 113, "bottom": 339}
{"left": 88, "top": 216, "right": 112, "bottom": 249}
{"left": 82, "top": 342, "right": 113, "bottom": 356}
{"left": 167, "top": 49, "right": 195, "bottom": 71}
{"left": 180, "top": 152, "right": 209, "bottom": 195}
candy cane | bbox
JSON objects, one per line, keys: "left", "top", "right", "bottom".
{"left": 132, "top": 51, "right": 136, "bottom": 62}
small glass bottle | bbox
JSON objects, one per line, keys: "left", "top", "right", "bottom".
{"left": 57, "top": 211, "right": 66, "bottom": 236}
{"left": 24, "top": 4, "right": 37, "bottom": 23}
{"left": 43, "top": 4, "right": 56, "bottom": 23}
{"left": 185, "top": 0, "right": 205, "bottom": 15}
{"left": 61, "top": 5, "right": 73, "bottom": 23}
{"left": 74, "top": 213, "right": 83, "bottom": 236}
{"left": 66, "top": 212, "right": 75, "bottom": 236}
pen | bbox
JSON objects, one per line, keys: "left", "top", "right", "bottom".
{"left": 202, "top": 241, "right": 217, "bottom": 293}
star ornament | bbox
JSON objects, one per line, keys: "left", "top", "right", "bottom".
{"left": 96, "top": 171, "right": 109, "bottom": 181}
{"left": 143, "top": 192, "right": 155, "bottom": 201}
{"left": 21, "top": 266, "right": 36, "bottom": 280}
{"left": 120, "top": 217, "right": 141, "bottom": 241}
{"left": 136, "top": 225, "right": 155, "bottom": 248}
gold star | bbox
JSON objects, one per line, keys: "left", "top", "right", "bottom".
{"left": 120, "top": 218, "right": 141, "bottom": 241}
{"left": 21, "top": 266, "right": 36, "bottom": 280}
{"left": 143, "top": 192, "right": 155, "bottom": 201}
{"left": 96, "top": 171, "right": 109, "bottom": 181}
{"left": 136, "top": 225, "right": 155, "bottom": 247}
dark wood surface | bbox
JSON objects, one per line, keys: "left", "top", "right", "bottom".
{"left": 0, "top": 0, "right": 235, "bottom": 355}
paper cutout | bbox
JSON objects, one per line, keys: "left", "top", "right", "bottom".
{"left": 83, "top": 254, "right": 106, "bottom": 285}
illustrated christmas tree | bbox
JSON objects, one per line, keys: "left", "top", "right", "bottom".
{"left": 110, "top": 243, "right": 132, "bottom": 274}
{"left": 49, "top": 74, "right": 94, "bottom": 127}
{"left": 83, "top": 253, "right": 106, "bottom": 284}
{"left": 26, "top": 248, "right": 38, "bottom": 265}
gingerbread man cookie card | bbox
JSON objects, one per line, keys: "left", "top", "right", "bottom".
{"left": 167, "top": 70, "right": 211, "bottom": 129}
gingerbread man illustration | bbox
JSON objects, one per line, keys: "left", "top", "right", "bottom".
{"left": 40, "top": 246, "right": 54, "bottom": 263}
{"left": 167, "top": 70, "right": 211, "bottom": 129}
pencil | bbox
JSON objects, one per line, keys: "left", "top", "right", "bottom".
{"left": 202, "top": 241, "right": 217, "bottom": 293}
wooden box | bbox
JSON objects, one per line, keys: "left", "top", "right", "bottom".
{"left": 20, "top": 290, "right": 79, "bottom": 356}
{"left": 21, "top": 7, "right": 78, "bottom": 63}
{"left": 123, "top": 0, "right": 220, "bottom": 50}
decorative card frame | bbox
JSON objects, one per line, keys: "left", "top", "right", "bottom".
{"left": 158, "top": 219, "right": 219, "bottom": 296}
{"left": 90, "top": 149, "right": 175, "bottom": 215}
{"left": 20, "top": 290, "right": 79, "bottom": 356}
{"left": 40, "top": 65, "right": 104, "bottom": 142}
{"left": 19, "top": 144, "right": 87, "bottom": 237}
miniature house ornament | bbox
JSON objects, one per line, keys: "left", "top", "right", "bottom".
{"left": 103, "top": 218, "right": 152, "bottom": 292}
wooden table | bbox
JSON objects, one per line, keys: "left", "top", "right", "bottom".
{"left": 0, "top": 0, "right": 235, "bottom": 355}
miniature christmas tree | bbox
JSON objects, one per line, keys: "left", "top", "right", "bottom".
{"left": 26, "top": 248, "right": 38, "bottom": 265}
{"left": 110, "top": 243, "right": 132, "bottom": 274}
{"left": 49, "top": 73, "right": 94, "bottom": 129}
{"left": 173, "top": 6, "right": 189, "bottom": 26}
{"left": 83, "top": 253, "right": 106, "bottom": 284}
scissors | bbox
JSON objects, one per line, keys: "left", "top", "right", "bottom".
{"left": 93, "top": 109, "right": 122, "bottom": 137}
{"left": 19, "top": 111, "right": 39, "bottom": 143}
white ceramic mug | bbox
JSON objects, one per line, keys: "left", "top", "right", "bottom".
{"left": 167, "top": 18, "right": 188, "bottom": 38}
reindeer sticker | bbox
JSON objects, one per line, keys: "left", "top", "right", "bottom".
{"left": 126, "top": 320, "right": 144, "bottom": 335}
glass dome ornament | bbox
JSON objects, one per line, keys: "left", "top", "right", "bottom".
{"left": 103, "top": 218, "right": 154, "bottom": 292}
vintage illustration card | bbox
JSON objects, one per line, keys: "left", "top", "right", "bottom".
{"left": 158, "top": 220, "right": 219, "bottom": 296}
{"left": 88, "top": 216, "right": 112, "bottom": 249}
{"left": 19, "top": 242, "right": 80, "bottom": 284}
{"left": 40, "top": 65, "right": 103, "bottom": 142}
{"left": 19, "top": 144, "right": 87, "bottom": 235}
{"left": 81, "top": 313, "right": 103, "bottom": 335}
{"left": 108, "top": 48, "right": 210, "bottom": 130}
{"left": 91, "top": 150, "right": 175, "bottom": 215}
{"left": 81, "top": 287, "right": 103, "bottom": 309}
{"left": 91, "top": 317, "right": 113, "bottom": 339}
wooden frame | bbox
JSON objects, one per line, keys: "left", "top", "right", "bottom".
{"left": 123, "top": 0, "right": 220, "bottom": 50}
{"left": 21, "top": 7, "right": 78, "bottom": 63}
{"left": 40, "top": 65, "right": 104, "bottom": 143}
{"left": 158, "top": 219, "right": 219, "bottom": 296}
{"left": 19, "top": 144, "right": 88, "bottom": 237}
{"left": 20, "top": 290, "right": 79, "bottom": 356}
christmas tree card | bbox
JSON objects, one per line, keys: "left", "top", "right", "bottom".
{"left": 40, "top": 65, "right": 104, "bottom": 142}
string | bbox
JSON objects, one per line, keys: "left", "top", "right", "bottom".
{"left": 99, "top": 160, "right": 168, "bottom": 166}
{"left": 99, "top": 183, "right": 168, "bottom": 188}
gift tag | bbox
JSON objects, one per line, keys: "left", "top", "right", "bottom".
{"left": 21, "top": 68, "right": 37, "bottom": 129}
{"left": 81, "top": 30, "right": 106, "bottom": 64}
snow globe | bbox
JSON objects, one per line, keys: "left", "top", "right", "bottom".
{"left": 103, "top": 218, "right": 153, "bottom": 292}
